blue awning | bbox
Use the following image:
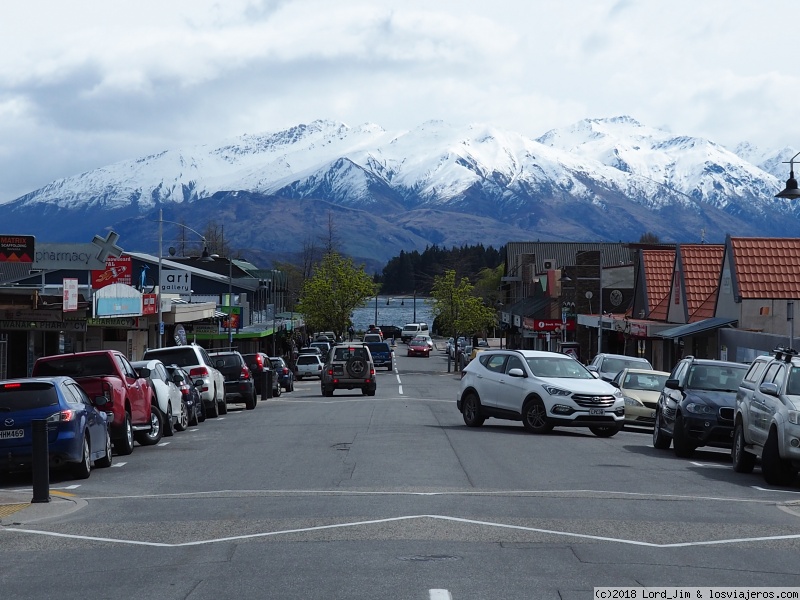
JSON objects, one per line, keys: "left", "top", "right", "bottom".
{"left": 654, "top": 317, "right": 737, "bottom": 340}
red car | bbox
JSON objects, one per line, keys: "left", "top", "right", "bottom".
{"left": 407, "top": 337, "right": 430, "bottom": 358}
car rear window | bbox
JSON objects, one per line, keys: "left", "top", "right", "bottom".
{"left": 0, "top": 382, "right": 59, "bottom": 410}
{"left": 211, "top": 354, "right": 242, "bottom": 369}
{"left": 34, "top": 354, "right": 115, "bottom": 377}
{"left": 333, "top": 347, "right": 368, "bottom": 361}
{"left": 366, "top": 342, "right": 390, "bottom": 354}
{"left": 143, "top": 348, "right": 200, "bottom": 367}
{"left": 297, "top": 356, "right": 320, "bottom": 365}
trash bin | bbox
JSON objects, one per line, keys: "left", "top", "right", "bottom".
{"left": 263, "top": 370, "right": 273, "bottom": 399}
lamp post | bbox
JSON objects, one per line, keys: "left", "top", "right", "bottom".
{"left": 775, "top": 152, "right": 800, "bottom": 199}
{"left": 228, "top": 256, "right": 233, "bottom": 347}
{"left": 374, "top": 293, "right": 378, "bottom": 325}
{"left": 156, "top": 209, "right": 213, "bottom": 348}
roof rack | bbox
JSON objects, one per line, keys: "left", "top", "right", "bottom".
{"left": 773, "top": 347, "right": 798, "bottom": 362}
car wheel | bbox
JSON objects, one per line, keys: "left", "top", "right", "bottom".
{"left": 461, "top": 392, "right": 485, "bottom": 427}
{"left": 762, "top": 426, "right": 797, "bottom": 486}
{"left": 96, "top": 432, "right": 113, "bottom": 468}
{"left": 521, "top": 398, "right": 553, "bottom": 434}
{"left": 672, "top": 413, "right": 696, "bottom": 458}
{"left": 652, "top": 409, "right": 671, "bottom": 449}
{"left": 289, "top": 380, "right": 294, "bottom": 392}
{"left": 387, "top": 363, "right": 392, "bottom": 371}
{"left": 206, "top": 395, "right": 219, "bottom": 418}
{"left": 163, "top": 404, "right": 175, "bottom": 437}
{"left": 731, "top": 421, "right": 756, "bottom": 473}
{"left": 245, "top": 393, "right": 256, "bottom": 410}
{"left": 590, "top": 424, "right": 621, "bottom": 438}
{"left": 135, "top": 406, "right": 164, "bottom": 446}
{"left": 274, "top": 384, "right": 281, "bottom": 397}
{"left": 188, "top": 402, "right": 199, "bottom": 427}
{"left": 219, "top": 399, "right": 228, "bottom": 415}
{"left": 72, "top": 434, "right": 92, "bottom": 479}
{"left": 115, "top": 411, "right": 135, "bottom": 455}
{"left": 175, "top": 400, "right": 189, "bottom": 431}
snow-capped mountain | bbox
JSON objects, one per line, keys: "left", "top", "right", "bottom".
{"left": 2, "top": 117, "right": 797, "bottom": 269}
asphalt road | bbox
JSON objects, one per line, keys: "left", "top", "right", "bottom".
{"left": 2, "top": 346, "right": 800, "bottom": 600}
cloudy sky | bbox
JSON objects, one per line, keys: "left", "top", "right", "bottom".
{"left": 1, "top": 0, "right": 797, "bottom": 203}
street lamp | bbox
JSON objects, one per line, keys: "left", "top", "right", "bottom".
{"left": 156, "top": 209, "right": 213, "bottom": 348}
{"left": 776, "top": 151, "right": 800, "bottom": 199}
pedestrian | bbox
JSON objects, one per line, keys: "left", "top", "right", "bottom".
{"left": 348, "top": 324, "right": 355, "bottom": 342}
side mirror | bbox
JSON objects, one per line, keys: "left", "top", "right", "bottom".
{"left": 507, "top": 368, "right": 526, "bottom": 378}
{"left": 759, "top": 381, "right": 780, "bottom": 397}
{"left": 665, "top": 378, "right": 681, "bottom": 390}
{"left": 136, "top": 367, "right": 151, "bottom": 378}
{"left": 172, "top": 374, "right": 183, "bottom": 384}
{"left": 586, "top": 365, "right": 598, "bottom": 373}
{"left": 194, "top": 380, "right": 204, "bottom": 388}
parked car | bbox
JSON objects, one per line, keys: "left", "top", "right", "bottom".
{"left": 611, "top": 368, "right": 670, "bottom": 428}
{"left": 0, "top": 376, "right": 113, "bottom": 478}
{"left": 270, "top": 356, "right": 295, "bottom": 392}
{"left": 132, "top": 359, "right": 184, "bottom": 437}
{"left": 407, "top": 336, "right": 431, "bottom": 357}
{"left": 295, "top": 354, "right": 324, "bottom": 380}
{"left": 242, "top": 352, "right": 280, "bottom": 399}
{"left": 142, "top": 344, "right": 226, "bottom": 418}
{"left": 362, "top": 333, "right": 383, "bottom": 343}
{"left": 379, "top": 325, "right": 402, "bottom": 342}
{"left": 365, "top": 341, "right": 393, "bottom": 370}
{"left": 401, "top": 322, "right": 429, "bottom": 343}
{"left": 587, "top": 353, "right": 654, "bottom": 382}
{"left": 732, "top": 348, "right": 800, "bottom": 485}
{"left": 652, "top": 356, "right": 749, "bottom": 457}
{"left": 165, "top": 365, "right": 205, "bottom": 426}
{"left": 309, "top": 341, "right": 332, "bottom": 357}
{"left": 457, "top": 349, "right": 625, "bottom": 437}
{"left": 208, "top": 351, "right": 256, "bottom": 410}
{"left": 32, "top": 350, "right": 154, "bottom": 455}
{"left": 321, "top": 343, "right": 376, "bottom": 397}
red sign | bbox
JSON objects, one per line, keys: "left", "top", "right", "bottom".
{"left": 92, "top": 256, "right": 132, "bottom": 289}
{"left": 142, "top": 293, "right": 158, "bottom": 315}
{"left": 522, "top": 317, "right": 576, "bottom": 332}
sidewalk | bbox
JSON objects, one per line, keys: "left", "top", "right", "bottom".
{"left": 0, "top": 488, "right": 85, "bottom": 525}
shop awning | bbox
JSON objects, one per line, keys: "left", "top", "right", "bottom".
{"left": 654, "top": 317, "right": 737, "bottom": 340}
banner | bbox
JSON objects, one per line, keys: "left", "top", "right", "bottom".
{"left": 92, "top": 255, "right": 132, "bottom": 289}
{"left": 63, "top": 278, "right": 79, "bottom": 312}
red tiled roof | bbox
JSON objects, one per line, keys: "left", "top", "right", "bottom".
{"left": 680, "top": 244, "right": 724, "bottom": 322}
{"left": 731, "top": 238, "right": 800, "bottom": 299}
{"left": 642, "top": 249, "right": 674, "bottom": 320}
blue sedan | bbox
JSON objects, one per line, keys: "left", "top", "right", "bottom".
{"left": 0, "top": 376, "right": 113, "bottom": 479}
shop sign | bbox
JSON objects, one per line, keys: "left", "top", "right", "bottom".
{"left": 94, "top": 283, "right": 143, "bottom": 318}
{"left": 629, "top": 322, "right": 648, "bottom": 337}
{"left": 0, "top": 320, "right": 86, "bottom": 332}
{"left": 3, "top": 309, "right": 62, "bottom": 322}
{"left": 87, "top": 318, "right": 136, "bottom": 328}
{"left": 92, "top": 255, "right": 132, "bottom": 289}
{"left": 522, "top": 318, "right": 575, "bottom": 332}
{"left": 0, "top": 235, "right": 34, "bottom": 262}
{"left": 161, "top": 269, "right": 191, "bottom": 293}
{"left": 194, "top": 324, "right": 218, "bottom": 335}
{"left": 63, "top": 278, "right": 79, "bottom": 312}
{"left": 219, "top": 306, "right": 241, "bottom": 331}
{"left": 142, "top": 293, "right": 158, "bottom": 315}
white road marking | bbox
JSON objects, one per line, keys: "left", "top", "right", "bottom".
{"left": 63, "top": 485, "right": 81, "bottom": 490}
{"left": 430, "top": 590, "right": 452, "bottom": 600}
{"left": 752, "top": 486, "right": 800, "bottom": 494}
{"left": 110, "top": 462, "right": 127, "bottom": 468}
{"left": 4, "top": 513, "right": 800, "bottom": 549}
{"left": 157, "top": 442, "right": 170, "bottom": 447}
{"left": 690, "top": 462, "right": 729, "bottom": 468}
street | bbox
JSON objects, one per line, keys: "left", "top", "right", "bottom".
{"left": 2, "top": 345, "right": 800, "bottom": 599}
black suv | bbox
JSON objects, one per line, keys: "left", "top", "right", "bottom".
{"left": 652, "top": 356, "right": 748, "bottom": 457}
{"left": 208, "top": 351, "right": 256, "bottom": 410}
{"left": 321, "top": 343, "right": 376, "bottom": 397}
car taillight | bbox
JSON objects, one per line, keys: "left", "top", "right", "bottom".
{"left": 282, "top": 367, "right": 289, "bottom": 375}
{"left": 255, "top": 355, "right": 264, "bottom": 369}
{"left": 241, "top": 365, "right": 251, "bottom": 380}
{"left": 46, "top": 410, "right": 75, "bottom": 423}
{"left": 190, "top": 366, "right": 210, "bottom": 378}
{"left": 179, "top": 384, "right": 191, "bottom": 396}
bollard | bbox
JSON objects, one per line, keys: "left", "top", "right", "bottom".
{"left": 31, "top": 419, "right": 51, "bottom": 504}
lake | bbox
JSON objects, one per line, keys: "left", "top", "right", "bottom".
{"left": 350, "top": 295, "right": 434, "bottom": 333}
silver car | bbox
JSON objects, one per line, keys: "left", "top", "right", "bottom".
{"left": 295, "top": 354, "right": 324, "bottom": 380}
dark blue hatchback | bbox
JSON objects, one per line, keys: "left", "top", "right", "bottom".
{"left": 0, "top": 376, "right": 113, "bottom": 478}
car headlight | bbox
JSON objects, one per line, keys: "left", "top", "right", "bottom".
{"left": 788, "top": 410, "right": 800, "bottom": 425}
{"left": 624, "top": 396, "right": 644, "bottom": 407}
{"left": 685, "top": 402, "right": 716, "bottom": 415}
{"left": 543, "top": 385, "right": 572, "bottom": 397}
{"left": 613, "top": 389, "right": 623, "bottom": 398}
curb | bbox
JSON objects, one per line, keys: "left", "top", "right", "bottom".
{"left": 0, "top": 491, "right": 87, "bottom": 526}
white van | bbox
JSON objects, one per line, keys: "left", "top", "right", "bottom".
{"left": 401, "top": 322, "right": 429, "bottom": 343}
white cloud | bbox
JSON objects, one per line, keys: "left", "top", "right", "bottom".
{"left": 1, "top": 0, "right": 799, "bottom": 202}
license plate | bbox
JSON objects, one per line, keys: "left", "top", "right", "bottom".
{"left": 589, "top": 408, "right": 605, "bottom": 416}
{"left": 0, "top": 429, "right": 24, "bottom": 439}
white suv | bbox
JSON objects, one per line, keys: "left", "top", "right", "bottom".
{"left": 142, "top": 344, "right": 226, "bottom": 418}
{"left": 458, "top": 349, "right": 625, "bottom": 437}
{"left": 732, "top": 348, "right": 800, "bottom": 486}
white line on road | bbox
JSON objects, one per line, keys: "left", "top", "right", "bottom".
{"left": 752, "top": 486, "right": 800, "bottom": 494}
{"left": 158, "top": 442, "right": 170, "bottom": 447}
{"left": 4, "top": 513, "right": 800, "bottom": 549}
{"left": 63, "top": 485, "right": 81, "bottom": 490}
{"left": 690, "top": 462, "right": 729, "bottom": 468}
{"left": 110, "top": 462, "right": 127, "bottom": 468}
{"left": 430, "top": 590, "right": 452, "bottom": 600}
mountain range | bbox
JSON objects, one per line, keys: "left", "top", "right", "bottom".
{"left": 1, "top": 116, "right": 797, "bottom": 272}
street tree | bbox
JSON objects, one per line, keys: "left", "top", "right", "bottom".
{"left": 296, "top": 252, "right": 377, "bottom": 339}
{"left": 430, "top": 269, "right": 497, "bottom": 340}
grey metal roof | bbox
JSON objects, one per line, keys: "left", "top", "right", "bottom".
{"left": 126, "top": 251, "right": 260, "bottom": 291}
{"left": 654, "top": 317, "right": 737, "bottom": 339}
{"left": 504, "top": 242, "right": 635, "bottom": 273}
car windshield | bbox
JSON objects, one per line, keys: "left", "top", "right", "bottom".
{"left": 623, "top": 372, "right": 668, "bottom": 391}
{"left": 526, "top": 357, "right": 593, "bottom": 379}
{"left": 144, "top": 348, "right": 198, "bottom": 367}
{"left": 687, "top": 364, "right": 748, "bottom": 391}
{"left": 602, "top": 357, "right": 650, "bottom": 374}
{"left": 0, "top": 382, "right": 59, "bottom": 410}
